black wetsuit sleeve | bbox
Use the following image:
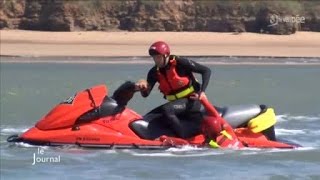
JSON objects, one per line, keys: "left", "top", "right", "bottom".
{"left": 111, "top": 81, "right": 136, "bottom": 107}
{"left": 177, "top": 57, "right": 211, "bottom": 92}
{"left": 141, "top": 66, "right": 157, "bottom": 97}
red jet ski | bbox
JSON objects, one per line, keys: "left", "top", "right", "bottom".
{"left": 7, "top": 82, "right": 300, "bottom": 149}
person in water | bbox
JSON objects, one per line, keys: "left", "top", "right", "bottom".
{"left": 135, "top": 41, "right": 211, "bottom": 138}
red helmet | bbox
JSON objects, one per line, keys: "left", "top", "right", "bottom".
{"left": 148, "top": 41, "right": 170, "bottom": 56}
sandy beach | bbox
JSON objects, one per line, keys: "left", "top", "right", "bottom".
{"left": 1, "top": 30, "right": 320, "bottom": 58}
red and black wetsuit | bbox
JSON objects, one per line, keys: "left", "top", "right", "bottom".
{"left": 142, "top": 55, "right": 211, "bottom": 138}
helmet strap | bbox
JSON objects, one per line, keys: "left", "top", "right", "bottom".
{"left": 163, "top": 55, "right": 169, "bottom": 67}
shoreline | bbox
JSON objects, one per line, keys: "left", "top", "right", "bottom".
{"left": 1, "top": 56, "right": 319, "bottom": 65}
{"left": 1, "top": 30, "right": 320, "bottom": 58}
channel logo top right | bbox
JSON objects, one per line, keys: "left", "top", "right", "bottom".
{"left": 268, "top": 14, "right": 305, "bottom": 27}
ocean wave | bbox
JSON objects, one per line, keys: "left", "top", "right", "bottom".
{"left": 120, "top": 145, "right": 228, "bottom": 157}
{"left": 13, "top": 142, "right": 46, "bottom": 148}
{"left": 0, "top": 127, "right": 29, "bottom": 135}
{"left": 275, "top": 128, "right": 306, "bottom": 136}
{"left": 127, "top": 150, "right": 225, "bottom": 157}
{"left": 276, "top": 114, "right": 320, "bottom": 122}
{"left": 240, "top": 146, "right": 316, "bottom": 156}
{"left": 165, "top": 145, "right": 204, "bottom": 152}
{"left": 121, "top": 145, "right": 319, "bottom": 157}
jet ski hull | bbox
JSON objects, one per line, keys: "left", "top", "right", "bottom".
{"left": 7, "top": 84, "right": 300, "bottom": 149}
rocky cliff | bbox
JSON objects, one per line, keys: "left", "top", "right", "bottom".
{"left": 1, "top": 0, "right": 319, "bottom": 34}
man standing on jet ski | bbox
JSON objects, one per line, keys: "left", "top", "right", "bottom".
{"left": 135, "top": 41, "right": 211, "bottom": 139}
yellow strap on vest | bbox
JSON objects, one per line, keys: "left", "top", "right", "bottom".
{"left": 248, "top": 108, "right": 277, "bottom": 133}
{"left": 165, "top": 86, "right": 195, "bottom": 101}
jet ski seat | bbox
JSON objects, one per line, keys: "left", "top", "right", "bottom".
{"left": 76, "top": 96, "right": 123, "bottom": 123}
{"left": 130, "top": 112, "right": 203, "bottom": 140}
{"left": 219, "top": 104, "right": 262, "bottom": 128}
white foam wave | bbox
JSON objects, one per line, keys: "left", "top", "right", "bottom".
{"left": 128, "top": 150, "right": 224, "bottom": 157}
{"left": 0, "top": 127, "right": 29, "bottom": 135}
{"left": 275, "top": 128, "right": 306, "bottom": 136}
{"left": 124, "top": 145, "right": 227, "bottom": 157}
{"left": 13, "top": 142, "right": 44, "bottom": 148}
{"left": 122, "top": 145, "right": 319, "bottom": 157}
{"left": 276, "top": 115, "right": 288, "bottom": 122}
{"left": 276, "top": 128, "right": 320, "bottom": 137}
{"left": 165, "top": 145, "right": 204, "bottom": 152}
{"left": 276, "top": 114, "right": 320, "bottom": 122}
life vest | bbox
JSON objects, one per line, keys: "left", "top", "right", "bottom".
{"left": 157, "top": 56, "right": 195, "bottom": 101}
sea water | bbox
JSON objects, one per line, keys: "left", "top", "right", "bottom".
{"left": 1, "top": 57, "right": 320, "bottom": 180}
